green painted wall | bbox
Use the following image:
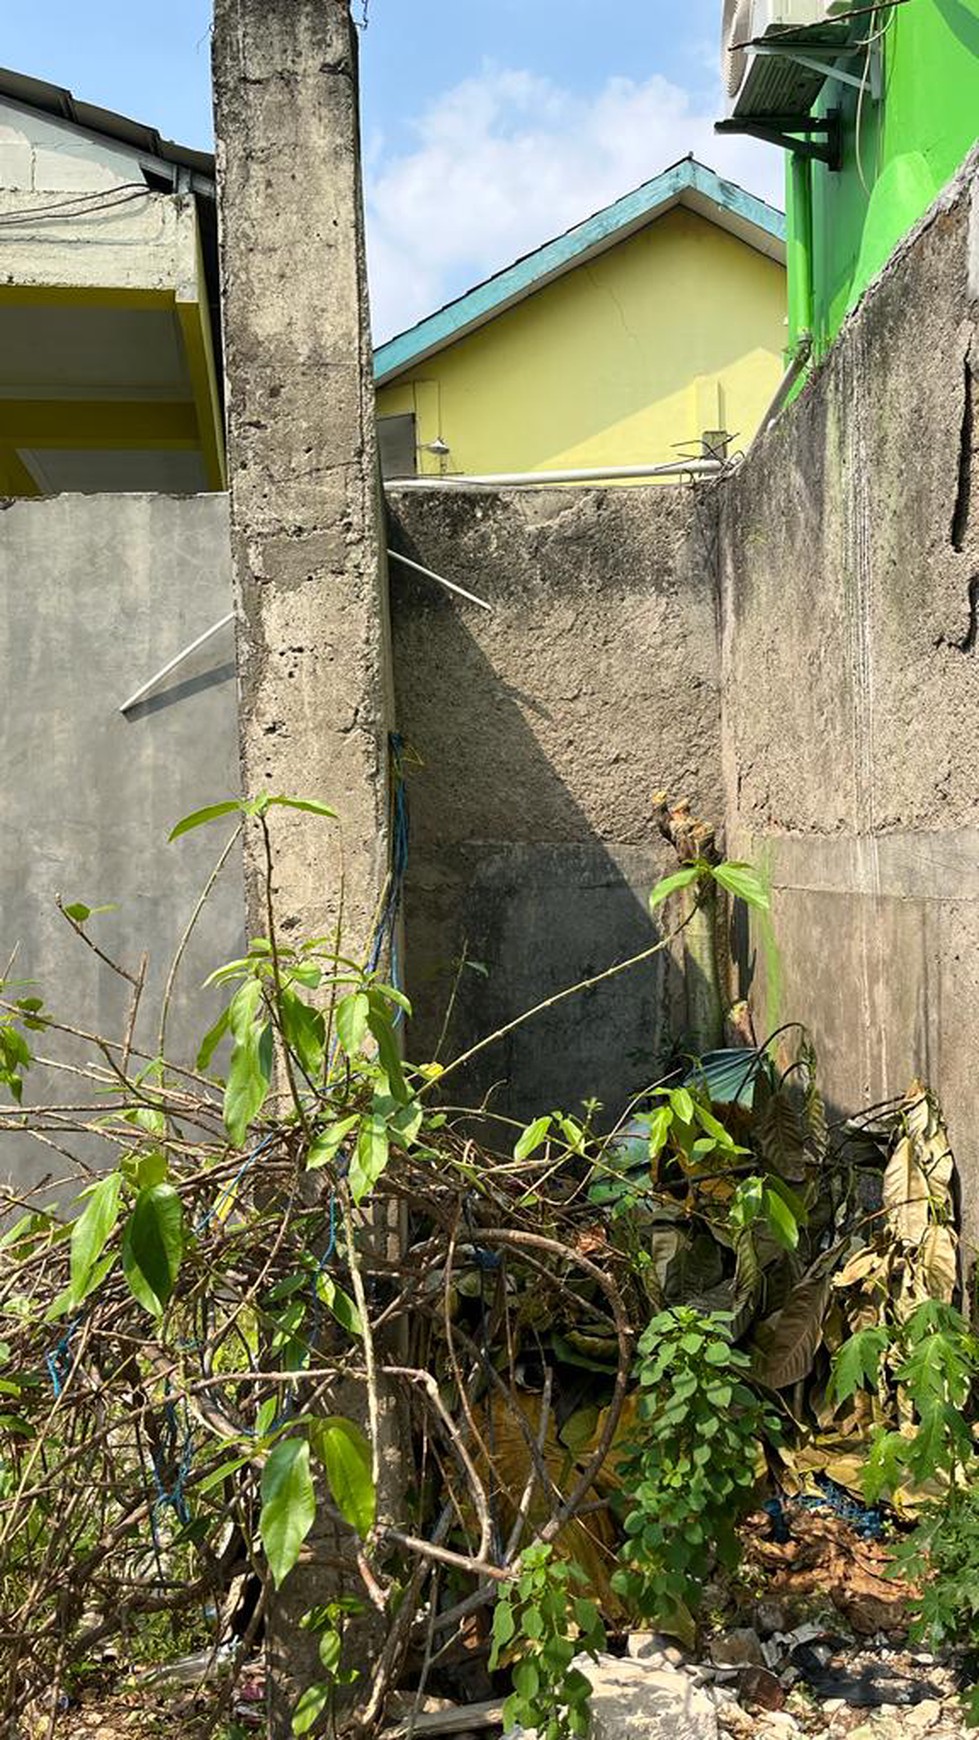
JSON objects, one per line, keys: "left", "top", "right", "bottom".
{"left": 788, "top": 0, "right": 979, "bottom": 356}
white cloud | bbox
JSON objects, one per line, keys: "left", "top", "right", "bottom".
{"left": 365, "top": 63, "right": 785, "bottom": 341}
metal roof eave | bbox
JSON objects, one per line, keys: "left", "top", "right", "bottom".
{"left": 373, "top": 156, "right": 786, "bottom": 386}
{"left": 0, "top": 66, "right": 216, "bottom": 193}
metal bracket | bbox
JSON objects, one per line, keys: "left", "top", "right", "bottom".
{"left": 749, "top": 37, "right": 881, "bottom": 99}
{"left": 715, "top": 110, "right": 842, "bottom": 170}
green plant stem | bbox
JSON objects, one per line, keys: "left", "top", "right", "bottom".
{"left": 429, "top": 911, "right": 693, "bottom": 1091}
{"left": 260, "top": 813, "right": 312, "bottom": 1142}
{"left": 158, "top": 822, "right": 243, "bottom": 1059}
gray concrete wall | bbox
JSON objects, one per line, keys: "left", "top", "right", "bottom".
{"left": 0, "top": 492, "right": 242, "bottom": 1189}
{"left": 389, "top": 484, "right": 723, "bottom": 1129}
{"left": 718, "top": 151, "right": 979, "bottom": 1249}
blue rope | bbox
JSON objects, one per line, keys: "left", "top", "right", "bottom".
{"left": 196, "top": 1130, "right": 277, "bottom": 1233}
{"left": 45, "top": 1318, "right": 79, "bottom": 1398}
{"left": 150, "top": 1389, "right": 193, "bottom": 1526}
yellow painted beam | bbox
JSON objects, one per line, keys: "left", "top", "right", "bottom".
{"left": 0, "top": 446, "right": 40, "bottom": 496}
{"left": 176, "top": 220, "right": 226, "bottom": 489}
{"left": 0, "top": 399, "right": 199, "bottom": 450}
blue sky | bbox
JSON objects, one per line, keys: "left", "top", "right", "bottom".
{"left": 0, "top": 2, "right": 782, "bottom": 337}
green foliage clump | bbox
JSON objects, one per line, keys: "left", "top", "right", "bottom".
{"left": 489, "top": 1543, "right": 605, "bottom": 1740}
{"left": 612, "top": 1308, "right": 780, "bottom": 1636}
{"left": 831, "top": 1299, "right": 979, "bottom": 1724}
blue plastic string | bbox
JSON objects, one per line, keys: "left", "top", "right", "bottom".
{"left": 196, "top": 1130, "right": 278, "bottom": 1233}
{"left": 150, "top": 1389, "right": 193, "bottom": 1526}
{"left": 45, "top": 1318, "right": 79, "bottom": 1398}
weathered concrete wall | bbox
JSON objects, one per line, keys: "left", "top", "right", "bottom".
{"left": 214, "top": 0, "right": 393, "bottom": 957}
{"left": 718, "top": 151, "right": 979, "bottom": 1249}
{"left": 0, "top": 492, "right": 242, "bottom": 1189}
{"left": 390, "top": 484, "right": 723, "bottom": 1126}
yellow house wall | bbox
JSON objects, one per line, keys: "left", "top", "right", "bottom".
{"left": 376, "top": 208, "right": 786, "bottom": 477}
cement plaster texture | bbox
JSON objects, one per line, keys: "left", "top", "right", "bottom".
{"left": 718, "top": 146, "right": 979, "bottom": 1249}
{"left": 0, "top": 492, "right": 242, "bottom": 1191}
{"left": 389, "top": 482, "right": 723, "bottom": 1125}
{"left": 0, "top": 189, "right": 200, "bottom": 294}
{"left": 214, "top": 6, "right": 402, "bottom": 1722}
{"left": 213, "top": 0, "right": 393, "bottom": 957}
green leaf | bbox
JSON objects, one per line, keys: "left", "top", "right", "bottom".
{"left": 316, "top": 1274, "right": 364, "bottom": 1338}
{"left": 169, "top": 800, "right": 243, "bottom": 841}
{"left": 335, "top": 992, "right": 369, "bottom": 1058}
{"left": 196, "top": 1005, "right": 230, "bottom": 1074}
{"left": 224, "top": 979, "right": 271, "bottom": 1147}
{"left": 292, "top": 1684, "right": 331, "bottom": 1735}
{"left": 62, "top": 900, "right": 117, "bottom": 924}
{"left": 829, "top": 1326, "right": 890, "bottom": 1406}
{"left": 70, "top": 1172, "right": 123, "bottom": 1302}
{"left": 694, "top": 1103, "right": 743, "bottom": 1150}
{"left": 370, "top": 980, "right": 413, "bottom": 1014}
{"left": 307, "top": 1116, "right": 359, "bottom": 1170}
{"left": 266, "top": 796, "right": 338, "bottom": 820}
{"left": 196, "top": 1454, "right": 251, "bottom": 1495}
{"left": 670, "top": 1087, "right": 694, "bottom": 1124}
{"left": 310, "top": 1416, "right": 375, "bottom": 1538}
{"left": 121, "top": 1183, "right": 184, "bottom": 1317}
{"left": 712, "top": 861, "right": 770, "bottom": 911}
{"left": 135, "top": 1150, "right": 169, "bottom": 1190}
{"left": 388, "top": 1098, "right": 423, "bottom": 1147}
{"left": 649, "top": 864, "right": 701, "bottom": 910}
{"left": 348, "top": 1114, "right": 389, "bottom": 1206}
{"left": 319, "top": 1631, "right": 342, "bottom": 1676}
{"left": 514, "top": 1115, "right": 552, "bottom": 1162}
{"left": 647, "top": 1104, "right": 673, "bottom": 1159}
{"left": 730, "top": 1174, "right": 765, "bottom": 1232}
{"left": 367, "top": 998, "right": 407, "bottom": 1101}
{"left": 261, "top": 1437, "right": 317, "bottom": 1587}
{"left": 492, "top": 1602, "right": 516, "bottom": 1652}
{"left": 761, "top": 1184, "right": 800, "bottom": 1252}
{"left": 280, "top": 990, "right": 326, "bottom": 1080}
{"left": 513, "top": 1659, "right": 540, "bottom": 1700}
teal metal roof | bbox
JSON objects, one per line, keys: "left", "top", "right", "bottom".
{"left": 374, "top": 155, "right": 786, "bottom": 385}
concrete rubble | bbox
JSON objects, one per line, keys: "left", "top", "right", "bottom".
{"left": 563, "top": 1630, "right": 972, "bottom": 1740}
{"left": 571, "top": 1653, "right": 719, "bottom": 1740}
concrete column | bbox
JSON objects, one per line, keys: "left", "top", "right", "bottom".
{"left": 212, "top": 3, "right": 395, "bottom": 1724}
{"left": 213, "top": 0, "right": 393, "bottom": 955}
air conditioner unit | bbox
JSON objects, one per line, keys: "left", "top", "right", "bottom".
{"left": 722, "top": 0, "right": 850, "bottom": 119}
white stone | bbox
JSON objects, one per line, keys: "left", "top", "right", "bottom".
{"left": 905, "top": 1702, "right": 944, "bottom": 1732}
{"left": 573, "top": 1653, "right": 719, "bottom": 1740}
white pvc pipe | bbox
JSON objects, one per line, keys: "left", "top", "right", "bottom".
{"left": 121, "top": 544, "right": 492, "bottom": 717}
{"left": 387, "top": 547, "right": 492, "bottom": 612}
{"left": 386, "top": 458, "right": 724, "bottom": 489}
{"left": 756, "top": 334, "right": 814, "bottom": 442}
{"left": 119, "top": 612, "right": 234, "bottom": 714}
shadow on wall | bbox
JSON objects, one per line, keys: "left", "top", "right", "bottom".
{"left": 388, "top": 483, "right": 724, "bottom": 1134}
